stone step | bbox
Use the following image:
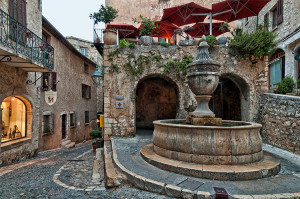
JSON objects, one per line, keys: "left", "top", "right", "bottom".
{"left": 65, "top": 142, "right": 75, "bottom": 149}
{"left": 61, "top": 140, "right": 71, "bottom": 147}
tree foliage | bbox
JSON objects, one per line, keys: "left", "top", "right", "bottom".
{"left": 132, "top": 15, "right": 158, "bottom": 36}
{"left": 90, "top": 5, "right": 118, "bottom": 24}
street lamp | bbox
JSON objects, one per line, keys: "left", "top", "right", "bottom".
{"left": 91, "top": 65, "right": 103, "bottom": 86}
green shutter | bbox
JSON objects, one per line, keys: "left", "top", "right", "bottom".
{"left": 270, "top": 59, "right": 281, "bottom": 89}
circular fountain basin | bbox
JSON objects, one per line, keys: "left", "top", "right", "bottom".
{"left": 153, "top": 119, "right": 263, "bottom": 165}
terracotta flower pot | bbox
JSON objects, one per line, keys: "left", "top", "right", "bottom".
{"left": 103, "top": 30, "right": 117, "bottom": 45}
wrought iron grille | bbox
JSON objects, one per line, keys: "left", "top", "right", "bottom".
{"left": 0, "top": 8, "right": 54, "bottom": 70}
{"left": 94, "top": 28, "right": 104, "bottom": 43}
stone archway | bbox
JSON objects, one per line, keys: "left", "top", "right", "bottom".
{"left": 136, "top": 76, "right": 178, "bottom": 129}
{"left": 209, "top": 74, "right": 249, "bottom": 121}
{"left": 1, "top": 96, "right": 33, "bottom": 143}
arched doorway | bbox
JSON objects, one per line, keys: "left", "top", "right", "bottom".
{"left": 1, "top": 96, "right": 28, "bottom": 143}
{"left": 136, "top": 76, "right": 178, "bottom": 129}
{"left": 209, "top": 77, "right": 242, "bottom": 121}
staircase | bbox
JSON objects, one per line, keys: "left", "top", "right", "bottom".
{"left": 61, "top": 140, "right": 75, "bottom": 149}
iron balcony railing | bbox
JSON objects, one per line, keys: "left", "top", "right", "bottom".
{"left": 94, "top": 28, "right": 104, "bottom": 43}
{"left": 0, "top": 9, "right": 54, "bottom": 70}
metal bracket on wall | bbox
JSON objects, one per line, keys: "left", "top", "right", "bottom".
{"left": 26, "top": 72, "right": 43, "bottom": 85}
{"left": 0, "top": 55, "right": 12, "bottom": 62}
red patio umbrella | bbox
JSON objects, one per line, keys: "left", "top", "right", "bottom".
{"left": 151, "top": 21, "right": 178, "bottom": 40}
{"left": 188, "top": 22, "right": 225, "bottom": 38}
{"left": 106, "top": 23, "right": 139, "bottom": 38}
{"left": 212, "top": 0, "right": 271, "bottom": 22}
{"left": 161, "top": 2, "right": 211, "bottom": 27}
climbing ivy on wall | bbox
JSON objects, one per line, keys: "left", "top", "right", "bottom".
{"left": 107, "top": 47, "right": 193, "bottom": 79}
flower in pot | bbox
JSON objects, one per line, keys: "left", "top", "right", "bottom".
{"left": 90, "top": 5, "right": 118, "bottom": 45}
{"left": 218, "top": 21, "right": 229, "bottom": 46}
{"left": 89, "top": 130, "right": 103, "bottom": 151}
{"left": 133, "top": 15, "right": 158, "bottom": 46}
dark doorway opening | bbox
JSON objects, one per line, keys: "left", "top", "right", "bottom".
{"left": 62, "top": 114, "right": 67, "bottom": 139}
{"left": 209, "top": 77, "right": 241, "bottom": 120}
{"left": 136, "top": 77, "right": 177, "bottom": 129}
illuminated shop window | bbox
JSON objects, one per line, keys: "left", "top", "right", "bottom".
{"left": 1, "top": 97, "right": 26, "bottom": 143}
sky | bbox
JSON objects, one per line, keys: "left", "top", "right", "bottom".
{"left": 43, "top": 0, "right": 105, "bottom": 42}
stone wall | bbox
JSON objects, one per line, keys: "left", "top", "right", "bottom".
{"left": 0, "top": 63, "right": 40, "bottom": 164}
{"left": 103, "top": 45, "right": 268, "bottom": 138}
{"left": 0, "top": 0, "right": 42, "bottom": 164}
{"left": 259, "top": 93, "right": 300, "bottom": 155}
{"left": 240, "top": 0, "right": 300, "bottom": 81}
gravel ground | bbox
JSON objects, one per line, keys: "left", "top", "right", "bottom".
{"left": 0, "top": 141, "right": 172, "bottom": 199}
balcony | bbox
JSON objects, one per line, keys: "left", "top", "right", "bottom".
{"left": 0, "top": 9, "right": 54, "bottom": 72}
{"left": 93, "top": 29, "right": 104, "bottom": 56}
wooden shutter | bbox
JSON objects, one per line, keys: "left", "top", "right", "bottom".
{"left": 277, "top": 0, "right": 283, "bottom": 25}
{"left": 43, "top": 72, "right": 50, "bottom": 91}
{"left": 88, "top": 86, "right": 91, "bottom": 99}
{"left": 82, "top": 84, "right": 85, "bottom": 98}
{"left": 51, "top": 113, "right": 54, "bottom": 133}
{"left": 52, "top": 72, "right": 57, "bottom": 91}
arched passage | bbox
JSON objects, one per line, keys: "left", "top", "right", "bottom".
{"left": 136, "top": 76, "right": 178, "bottom": 129}
{"left": 209, "top": 74, "right": 249, "bottom": 121}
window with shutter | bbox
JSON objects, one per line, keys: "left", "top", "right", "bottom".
{"left": 269, "top": 49, "right": 285, "bottom": 90}
{"left": 85, "top": 111, "right": 89, "bottom": 124}
{"left": 52, "top": 72, "right": 57, "bottom": 91}
{"left": 9, "top": 0, "right": 27, "bottom": 44}
{"left": 43, "top": 72, "right": 50, "bottom": 91}
{"left": 70, "top": 112, "right": 76, "bottom": 128}
{"left": 264, "top": 13, "right": 269, "bottom": 30}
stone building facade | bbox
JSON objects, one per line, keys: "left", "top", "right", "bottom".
{"left": 239, "top": 0, "right": 300, "bottom": 85}
{"left": 103, "top": 45, "right": 268, "bottom": 138}
{"left": 66, "top": 36, "right": 104, "bottom": 114}
{"left": 0, "top": 0, "right": 52, "bottom": 164}
{"left": 38, "top": 17, "right": 98, "bottom": 151}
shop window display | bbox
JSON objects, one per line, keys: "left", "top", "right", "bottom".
{"left": 1, "top": 97, "right": 26, "bottom": 143}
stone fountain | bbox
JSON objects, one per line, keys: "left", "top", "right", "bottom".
{"left": 141, "top": 36, "right": 281, "bottom": 180}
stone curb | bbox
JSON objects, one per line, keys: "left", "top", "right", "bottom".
{"left": 111, "top": 138, "right": 300, "bottom": 199}
{"left": 52, "top": 150, "right": 105, "bottom": 192}
{"left": 103, "top": 140, "right": 122, "bottom": 188}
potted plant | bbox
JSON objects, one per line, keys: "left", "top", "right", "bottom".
{"left": 90, "top": 5, "right": 118, "bottom": 45}
{"left": 133, "top": 15, "right": 158, "bottom": 46}
{"left": 95, "top": 37, "right": 100, "bottom": 43}
{"left": 89, "top": 130, "right": 103, "bottom": 151}
{"left": 218, "top": 21, "right": 229, "bottom": 46}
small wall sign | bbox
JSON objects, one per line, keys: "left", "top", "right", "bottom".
{"left": 116, "top": 101, "right": 123, "bottom": 109}
{"left": 45, "top": 90, "right": 57, "bottom": 106}
{"left": 116, "top": 95, "right": 124, "bottom": 100}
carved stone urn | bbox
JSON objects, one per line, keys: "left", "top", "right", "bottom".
{"left": 186, "top": 35, "right": 222, "bottom": 125}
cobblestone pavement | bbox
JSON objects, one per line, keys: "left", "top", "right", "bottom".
{"left": 0, "top": 141, "right": 172, "bottom": 199}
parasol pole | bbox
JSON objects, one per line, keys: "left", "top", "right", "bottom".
{"left": 192, "top": 9, "right": 232, "bottom": 36}
{"left": 209, "top": 13, "right": 212, "bottom": 35}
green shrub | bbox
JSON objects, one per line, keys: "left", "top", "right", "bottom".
{"left": 128, "top": 43, "right": 136, "bottom": 49}
{"left": 160, "top": 42, "right": 172, "bottom": 47}
{"left": 200, "top": 35, "right": 217, "bottom": 47}
{"left": 133, "top": 15, "right": 158, "bottom": 36}
{"left": 89, "top": 5, "right": 118, "bottom": 25}
{"left": 119, "top": 39, "right": 130, "bottom": 48}
{"left": 297, "top": 78, "right": 300, "bottom": 88}
{"left": 275, "top": 77, "right": 295, "bottom": 94}
{"left": 89, "top": 130, "right": 102, "bottom": 138}
{"left": 228, "top": 28, "right": 277, "bottom": 60}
